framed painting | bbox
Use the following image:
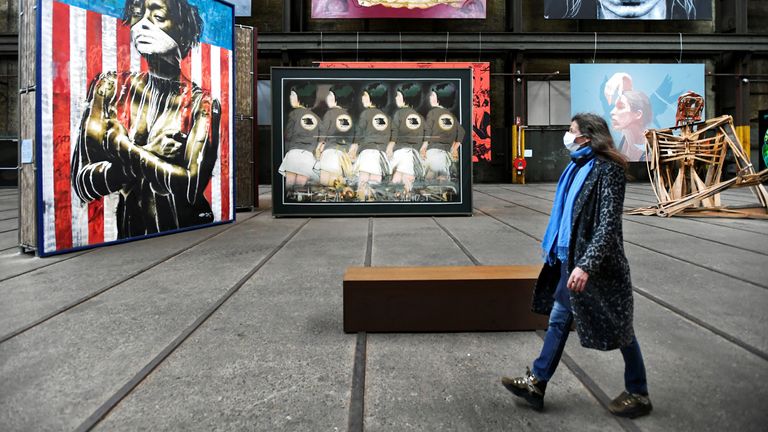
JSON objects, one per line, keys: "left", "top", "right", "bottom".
{"left": 271, "top": 67, "right": 473, "bottom": 216}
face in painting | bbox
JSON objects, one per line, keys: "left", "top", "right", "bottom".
{"left": 598, "top": 0, "right": 665, "bottom": 18}
{"left": 129, "top": 0, "right": 180, "bottom": 57}
{"left": 610, "top": 94, "right": 642, "bottom": 131}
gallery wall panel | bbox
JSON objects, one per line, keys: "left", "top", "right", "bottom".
{"left": 571, "top": 63, "right": 705, "bottom": 162}
{"left": 235, "top": 25, "right": 257, "bottom": 209}
{"left": 272, "top": 67, "right": 473, "bottom": 216}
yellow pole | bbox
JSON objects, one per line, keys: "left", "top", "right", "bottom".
{"left": 511, "top": 125, "right": 518, "bottom": 183}
{"left": 520, "top": 127, "right": 526, "bottom": 185}
{"left": 511, "top": 125, "right": 527, "bottom": 184}
{"left": 735, "top": 125, "right": 751, "bottom": 160}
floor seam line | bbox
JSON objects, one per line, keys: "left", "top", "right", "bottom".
{"left": 0, "top": 249, "right": 94, "bottom": 284}
{"left": 481, "top": 188, "right": 768, "bottom": 289}
{"left": 0, "top": 211, "right": 265, "bottom": 345}
{"left": 347, "top": 332, "right": 367, "bottom": 432}
{"left": 476, "top": 203, "right": 767, "bottom": 362}
{"left": 347, "top": 218, "right": 374, "bottom": 432}
{"left": 532, "top": 184, "right": 768, "bottom": 235}
{"left": 432, "top": 216, "right": 481, "bottom": 266}
{"left": 535, "top": 331, "right": 643, "bottom": 432}
{"left": 632, "top": 286, "right": 768, "bottom": 362}
{"left": 498, "top": 186, "right": 768, "bottom": 256}
{"left": 76, "top": 216, "right": 310, "bottom": 432}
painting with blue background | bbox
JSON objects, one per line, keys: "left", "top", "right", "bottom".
{"left": 571, "top": 63, "right": 705, "bottom": 150}
{"left": 231, "top": 0, "right": 251, "bottom": 16}
{"left": 54, "top": 0, "right": 233, "bottom": 50}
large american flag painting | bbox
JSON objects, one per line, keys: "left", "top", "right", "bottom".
{"left": 37, "top": 0, "right": 235, "bottom": 256}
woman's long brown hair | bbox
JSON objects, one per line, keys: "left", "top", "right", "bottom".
{"left": 573, "top": 112, "right": 629, "bottom": 170}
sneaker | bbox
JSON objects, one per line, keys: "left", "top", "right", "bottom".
{"left": 609, "top": 391, "right": 653, "bottom": 418}
{"left": 501, "top": 367, "right": 546, "bottom": 411}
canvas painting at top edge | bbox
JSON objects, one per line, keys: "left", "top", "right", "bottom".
{"left": 312, "top": 0, "right": 486, "bottom": 19}
{"left": 544, "top": 0, "right": 712, "bottom": 20}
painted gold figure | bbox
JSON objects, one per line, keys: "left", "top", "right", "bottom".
{"left": 71, "top": 0, "right": 220, "bottom": 238}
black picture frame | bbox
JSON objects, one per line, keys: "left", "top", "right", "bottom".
{"left": 271, "top": 67, "right": 473, "bottom": 217}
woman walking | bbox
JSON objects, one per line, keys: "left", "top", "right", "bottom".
{"left": 501, "top": 113, "right": 652, "bottom": 419}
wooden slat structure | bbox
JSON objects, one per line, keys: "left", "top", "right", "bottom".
{"left": 628, "top": 114, "right": 768, "bottom": 219}
{"left": 234, "top": 25, "right": 258, "bottom": 210}
{"left": 18, "top": 0, "right": 36, "bottom": 251}
{"left": 343, "top": 265, "right": 548, "bottom": 333}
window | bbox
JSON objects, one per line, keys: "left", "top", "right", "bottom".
{"left": 527, "top": 80, "right": 571, "bottom": 126}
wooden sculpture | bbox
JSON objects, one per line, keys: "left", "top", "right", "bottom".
{"left": 627, "top": 91, "right": 768, "bottom": 218}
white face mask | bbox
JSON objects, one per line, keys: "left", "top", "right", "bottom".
{"left": 563, "top": 131, "right": 582, "bottom": 152}
{"left": 131, "top": 17, "right": 180, "bottom": 59}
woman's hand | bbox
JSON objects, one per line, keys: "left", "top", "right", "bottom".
{"left": 450, "top": 141, "right": 460, "bottom": 161}
{"left": 104, "top": 119, "right": 129, "bottom": 155}
{"left": 420, "top": 142, "right": 428, "bottom": 159}
{"left": 567, "top": 267, "right": 589, "bottom": 293}
{"left": 386, "top": 142, "right": 395, "bottom": 160}
{"left": 348, "top": 143, "right": 359, "bottom": 162}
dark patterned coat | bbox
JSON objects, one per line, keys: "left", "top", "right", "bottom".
{"left": 532, "top": 157, "right": 635, "bottom": 351}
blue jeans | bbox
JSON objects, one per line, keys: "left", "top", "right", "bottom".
{"left": 531, "top": 266, "right": 649, "bottom": 395}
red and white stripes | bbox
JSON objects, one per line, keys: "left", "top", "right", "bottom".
{"left": 101, "top": 9, "right": 120, "bottom": 244}
{"left": 39, "top": 0, "right": 233, "bottom": 255}
{"left": 40, "top": 0, "right": 56, "bottom": 253}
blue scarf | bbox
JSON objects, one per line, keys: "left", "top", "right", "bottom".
{"left": 541, "top": 146, "right": 596, "bottom": 265}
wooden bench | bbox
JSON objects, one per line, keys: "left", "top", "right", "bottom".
{"left": 343, "top": 265, "right": 548, "bottom": 333}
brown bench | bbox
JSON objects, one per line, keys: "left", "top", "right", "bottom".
{"left": 343, "top": 265, "right": 549, "bottom": 333}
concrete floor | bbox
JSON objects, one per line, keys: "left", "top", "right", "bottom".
{"left": 0, "top": 184, "right": 766, "bottom": 431}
